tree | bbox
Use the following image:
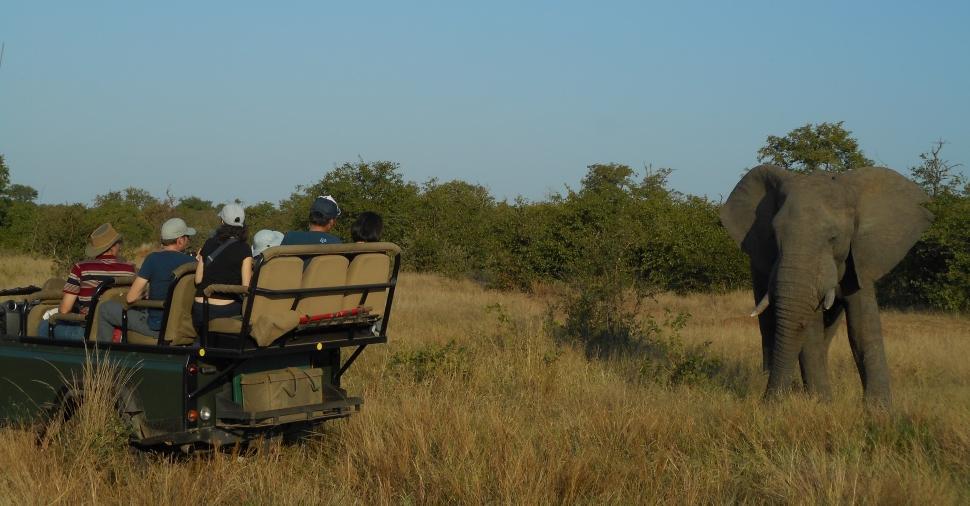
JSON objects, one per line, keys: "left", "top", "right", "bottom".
{"left": 757, "top": 121, "right": 873, "bottom": 173}
{"left": 177, "top": 196, "right": 215, "bottom": 212}
{"left": 281, "top": 160, "right": 420, "bottom": 244}
{"left": 0, "top": 154, "right": 10, "bottom": 194}
{"left": 910, "top": 139, "right": 965, "bottom": 198}
{"left": 6, "top": 184, "right": 38, "bottom": 203}
{"left": 244, "top": 201, "right": 286, "bottom": 234}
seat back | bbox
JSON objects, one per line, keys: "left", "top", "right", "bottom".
{"left": 162, "top": 263, "right": 199, "bottom": 345}
{"left": 86, "top": 279, "right": 134, "bottom": 341}
{"left": 237, "top": 242, "right": 400, "bottom": 347}
{"left": 26, "top": 278, "right": 65, "bottom": 337}
{"left": 295, "top": 255, "right": 350, "bottom": 316}
{"left": 341, "top": 253, "right": 392, "bottom": 317}
{"left": 246, "top": 256, "right": 304, "bottom": 323}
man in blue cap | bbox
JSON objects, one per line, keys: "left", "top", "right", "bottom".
{"left": 281, "top": 195, "right": 344, "bottom": 245}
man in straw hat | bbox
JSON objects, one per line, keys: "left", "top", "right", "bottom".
{"left": 37, "top": 223, "right": 136, "bottom": 340}
{"left": 96, "top": 218, "right": 197, "bottom": 342}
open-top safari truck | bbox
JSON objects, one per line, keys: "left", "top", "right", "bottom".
{"left": 0, "top": 243, "right": 400, "bottom": 449}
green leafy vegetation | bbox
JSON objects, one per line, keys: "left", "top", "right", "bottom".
{"left": 757, "top": 121, "right": 874, "bottom": 173}
{"left": 0, "top": 122, "right": 965, "bottom": 312}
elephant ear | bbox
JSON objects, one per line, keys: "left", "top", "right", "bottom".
{"left": 720, "top": 165, "right": 792, "bottom": 269}
{"left": 839, "top": 166, "right": 933, "bottom": 282}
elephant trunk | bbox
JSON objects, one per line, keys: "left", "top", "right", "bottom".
{"left": 765, "top": 260, "right": 818, "bottom": 397}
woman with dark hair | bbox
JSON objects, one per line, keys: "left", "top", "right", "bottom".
{"left": 351, "top": 211, "right": 384, "bottom": 243}
{"left": 192, "top": 203, "right": 253, "bottom": 329}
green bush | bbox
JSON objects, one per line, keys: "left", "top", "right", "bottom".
{"left": 388, "top": 341, "right": 469, "bottom": 383}
{"left": 880, "top": 190, "right": 970, "bottom": 312}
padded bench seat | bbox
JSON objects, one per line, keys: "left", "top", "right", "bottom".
{"left": 202, "top": 242, "right": 400, "bottom": 348}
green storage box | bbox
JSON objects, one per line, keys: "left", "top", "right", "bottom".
{"left": 238, "top": 367, "right": 324, "bottom": 413}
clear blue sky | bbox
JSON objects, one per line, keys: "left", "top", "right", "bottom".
{"left": 1, "top": 1, "right": 967, "bottom": 206}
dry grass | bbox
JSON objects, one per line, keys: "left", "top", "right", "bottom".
{"left": 0, "top": 266, "right": 968, "bottom": 504}
{"left": 0, "top": 253, "right": 55, "bottom": 288}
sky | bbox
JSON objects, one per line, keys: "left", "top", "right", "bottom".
{"left": 1, "top": 1, "right": 968, "bottom": 207}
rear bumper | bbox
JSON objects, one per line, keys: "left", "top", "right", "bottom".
{"left": 134, "top": 397, "right": 362, "bottom": 448}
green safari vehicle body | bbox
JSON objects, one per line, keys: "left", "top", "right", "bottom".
{"left": 0, "top": 242, "right": 401, "bottom": 448}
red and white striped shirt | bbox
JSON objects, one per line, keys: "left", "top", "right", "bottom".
{"left": 63, "top": 254, "right": 136, "bottom": 314}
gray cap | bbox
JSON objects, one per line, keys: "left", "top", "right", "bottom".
{"left": 160, "top": 218, "right": 197, "bottom": 241}
{"left": 218, "top": 203, "right": 246, "bottom": 227}
{"left": 252, "top": 229, "right": 284, "bottom": 256}
{"left": 311, "top": 195, "right": 341, "bottom": 219}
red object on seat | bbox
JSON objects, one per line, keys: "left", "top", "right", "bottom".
{"left": 112, "top": 328, "right": 122, "bottom": 343}
{"left": 299, "top": 307, "right": 362, "bottom": 325}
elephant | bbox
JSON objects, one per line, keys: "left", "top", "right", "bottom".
{"left": 720, "top": 165, "right": 932, "bottom": 406}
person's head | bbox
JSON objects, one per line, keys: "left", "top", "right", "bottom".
{"left": 160, "top": 217, "right": 197, "bottom": 252}
{"left": 252, "top": 229, "right": 284, "bottom": 256}
{"left": 216, "top": 203, "right": 248, "bottom": 242}
{"left": 308, "top": 195, "right": 340, "bottom": 232}
{"left": 351, "top": 211, "right": 384, "bottom": 243}
{"left": 85, "top": 223, "right": 124, "bottom": 258}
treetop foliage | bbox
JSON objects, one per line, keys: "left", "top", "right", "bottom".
{"left": 757, "top": 121, "right": 874, "bottom": 173}
{"left": 909, "top": 139, "right": 966, "bottom": 198}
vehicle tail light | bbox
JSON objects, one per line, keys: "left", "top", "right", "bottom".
{"left": 186, "top": 409, "right": 199, "bottom": 422}
{"left": 186, "top": 363, "right": 198, "bottom": 375}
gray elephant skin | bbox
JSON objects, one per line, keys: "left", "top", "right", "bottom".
{"left": 720, "top": 165, "right": 932, "bottom": 406}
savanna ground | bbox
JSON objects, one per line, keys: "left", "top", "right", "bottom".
{"left": 0, "top": 253, "right": 968, "bottom": 504}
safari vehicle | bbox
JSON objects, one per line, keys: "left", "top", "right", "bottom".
{"left": 0, "top": 243, "right": 400, "bottom": 449}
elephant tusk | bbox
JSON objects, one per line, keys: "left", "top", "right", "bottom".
{"left": 823, "top": 288, "right": 836, "bottom": 310}
{"left": 750, "top": 293, "right": 770, "bottom": 317}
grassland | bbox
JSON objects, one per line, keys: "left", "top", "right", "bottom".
{"left": 0, "top": 254, "right": 967, "bottom": 504}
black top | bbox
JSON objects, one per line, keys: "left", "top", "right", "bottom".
{"left": 195, "top": 237, "right": 252, "bottom": 299}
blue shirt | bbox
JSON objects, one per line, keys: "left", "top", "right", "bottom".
{"left": 138, "top": 250, "right": 195, "bottom": 330}
{"left": 280, "top": 231, "right": 343, "bottom": 246}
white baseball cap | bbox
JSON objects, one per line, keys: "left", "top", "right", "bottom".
{"left": 218, "top": 203, "right": 246, "bottom": 227}
{"left": 252, "top": 229, "right": 284, "bottom": 256}
{"left": 160, "top": 218, "right": 197, "bottom": 240}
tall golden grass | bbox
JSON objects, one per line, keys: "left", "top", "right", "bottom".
{"left": 0, "top": 262, "right": 967, "bottom": 503}
{"left": 0, "top": 253, "right": 55, "bottom": 288}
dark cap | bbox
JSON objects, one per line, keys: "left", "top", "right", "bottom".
{"left": 311, "top": 195, "right": 341, "bottom": 219}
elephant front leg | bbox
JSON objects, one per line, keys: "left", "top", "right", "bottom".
{"left": 757, "top": 310, "right": 775, "bottom": 372}
{"left": 798, "top": 301, "right": 845, "bottom": 401}
{"left": 844, "top": 285, "right": 892, "bottom": 407}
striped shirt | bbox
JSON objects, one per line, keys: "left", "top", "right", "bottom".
{"left": 63, "top": 254, "right": 136, "bottom": 314}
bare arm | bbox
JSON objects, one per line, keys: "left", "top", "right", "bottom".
{"left": 126, "top": 276, "right": 149, "bottom": 304}
{"left": 59, "top": 293, "right": 78, "bottom": 314}
{"left": 195, "top": 254, "right": 204, "bottom": 285}
{"left": 241, "top": 257, "right": 253, "bottom": 287}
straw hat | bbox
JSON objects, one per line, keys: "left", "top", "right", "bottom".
{"left": 85, "top": 223, "right": 123, "bottom": 258}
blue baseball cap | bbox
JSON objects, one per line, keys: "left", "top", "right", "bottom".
{"left": 311, "top": 195, "right": 341, "bottom": 219}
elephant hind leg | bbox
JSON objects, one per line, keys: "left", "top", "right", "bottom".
{"left": 798, "top": 301, "right": 845, "bottom": 401}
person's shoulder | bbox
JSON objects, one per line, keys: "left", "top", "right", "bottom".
{"left": 199, "top": 237, "right": 219, "bottom": 255}
{"left": 142, "top": 250, "right": 164, "bottom": 265}
{"left": 230, "top": 240, "right": 252, "bottom": 257}
{"left": 151, "top": 250, "right": 194, "bottom": 264}
{"left": 104, "top": 258, "right": 136, "bottom": 273}
{"left": 280, "top": 231, "right": 306, "bottom": 245}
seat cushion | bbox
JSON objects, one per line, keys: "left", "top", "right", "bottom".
{"left": 208, "top": 317, "right": 243, "bottom": 334}
{"left": 127, "top": 331, "right": 158, "bottom": 345}
{"left": 342, "top": 253, "right": 391, "bottom": 316}
{"left": 295, "top": 255, "right": 349, "bottom": 316}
